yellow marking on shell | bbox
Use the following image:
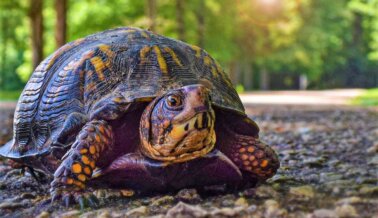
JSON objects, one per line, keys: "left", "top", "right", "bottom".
{"left": 45, "top": 38, "right": 85, "bottom": 70}
{"left": 140, "top": 46, "right": 151, "bottom": 64}
{"left": 153, "top": 46, "right": 168, "bottom": 74}
{"left": 141, "top": 31, "right": 150, "bottom": 39}
{"left": 214, "top": 61, "right": 223, "bottom": 73}
{"left": 211, "top": 66, "right": 218, "bottom": 78}
{"left": 72, "top": 163, "right": 82, "bottom": 174}
{"left": 98, "top": 44, "right": 114, "bottom": 59}
{"left": 203, "top": 56, "right": 212, "bottom": 66}
{"left": 81, "top": 155, "right": 90, "bottom": 165}
{"left": 84, "top": 166, "right": 92, "bottom": 175}
{"left": 89, "top": 145, "right": 96, "bottom": 154}
{"left": 90, "top": 56, "right": 106, "bottom": 81}
{"left": 80, "top": 148, "right": 88, "bottom": 154}
{"left": 239, "top": 147, "right": 246, "bottom": 153}
{"left": 191, "top": 45, "right": 202, "bottom": 57}
{"left": 163, "top": 47, "right": 183, "bottom": 67}
{"left": 77, "top": 174, "right": 86, "bottom": 182}
{"left": 249, "top": 155, "right": 256, "bottom": 161}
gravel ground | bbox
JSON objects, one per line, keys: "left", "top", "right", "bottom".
{"left": 0, "top": 105, "right": 377, "bottom": 218}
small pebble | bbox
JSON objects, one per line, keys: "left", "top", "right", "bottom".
{"left": 150, "top": 195, "right": 175, "bottom": 207}
{"left": 36, "top": 211, "right": 49, "bottom": 218}
{"left": 234, "top": 197, "right": 248, "bottom": 207}
{"left": 175, "top": 189, "right": 202, "bottom": 203}
{"left": 126, "top": 206, "right": 148, "bottom": 216}
{"left": 312, "top": 209, "right": 338, "bottom": 218}
{"left": 335, "top": 204, "right": 358, "bottom": 217}
{"left": 166, "top": 202, "right": 207, "bottom": 218}
{"left": 59, "top": 210, "right": 81, "bottom": 218}
{"left": 289, "top": 185, "right": 315, "bottom": 198}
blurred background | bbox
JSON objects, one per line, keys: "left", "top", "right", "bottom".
{"left": 0, "top": 0, "right": 377, "bottom": 103}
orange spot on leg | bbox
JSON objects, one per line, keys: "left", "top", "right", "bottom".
{"left": 77, "top": 174, "right": 86, "bottom": 182}
{"left": 241, "top": 154, "right": 248, "bottom": 160}
{"left": 80, "top": 148, "right": 88, "bottom": 154}
{"left": 247, "top": 146, "right": 255, "bottom": 153}
{"left": 89, "top": 145, "right": 96, "bottom": 154}
{"left": 72, "top": 163, "right": 82, "bottom": 174}
{"left": 81, "top": 155, "right": 90, "bottom": 165}
{"left": 260, "top": 159, "right": 269, "bottom": 168}
{"left": 84, "top": 167, "right": 92, "bottom": 175}
{"left": 252, "top": 160, "right": 259, "bottom": 167}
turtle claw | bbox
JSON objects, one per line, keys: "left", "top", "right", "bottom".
{"left": 87, "top": 194, "right": 99, "bottom": 207}
{"left": 50, "top": 187, "right": 99, "bottom": 209}
{"left": 77, "top": 196, "right": 85, "bottom": 210}
{"left": 63, "top": 194, "right": 72, "bottom": 207}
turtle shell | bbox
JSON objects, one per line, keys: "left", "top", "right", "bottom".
{"left": 0, "top": 27, "right": 245, "bottom": 160}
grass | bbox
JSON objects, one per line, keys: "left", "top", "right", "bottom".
{"left": 352, "top": 88, "right": 378, "bottom": 106}
{"left": 0, "top": 90, "right": 22, "bottom": 101}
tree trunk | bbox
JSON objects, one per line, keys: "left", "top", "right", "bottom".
{"left": 146, "top": 0, "right": 156, "bottom": 32}
{"left": 228, "top": 61, "right": 239, "bottom": 86}
{"left": 195, "top": 0, "right": 205, "bottom": 47}
{"left": 243, "top": 62, "right": 253, "bottom": 90}
{"left": 176, "top": 0, "right": 185, "bottom": 41}
{"left": 260, "top": 68, "right": 270, "bottom": 90}
{"left": 55, "top": 0, "right": 67, "bottom": 48}
{"left": 29, "top": 0, "right": 43, "bottom": 70}
{"left": 0, "top": 17, "right": 8, "bottom": 86}
{"left": 299, "top": 74, "right": 308, "bottom": 90}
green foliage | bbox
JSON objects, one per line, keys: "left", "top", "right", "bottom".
{"left": 0, "top": 0, "right": 377, "bottom": 92}
{"left": 351, "top": 88, "right": 378, "bottom": 106}
{"left": 0, "top": 89, "right": 22, "bottom": 100}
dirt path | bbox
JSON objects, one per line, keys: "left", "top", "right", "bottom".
{"left": 0, "top": 103, "right": 377, "bottom": 217}
{"left": 240, "top": 89, "right": 365, "bottom": 105}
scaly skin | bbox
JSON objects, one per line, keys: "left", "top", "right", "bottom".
{"left": 50, "top": 120, "right": 113, "bottom": 207}
{"left": 228, "top": 133, "right": 279, "bottom": 181}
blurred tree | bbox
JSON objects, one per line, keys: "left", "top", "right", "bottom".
{"left": 29, "top": 0, "right": 44, "bottom": 70}
{"left": 195, "top": 0, "right": 205, "bottom": 47}
{"left": 146, "top": 0, "right": 157, "bottom": 31}
{"left": 55, "top": 0, "right": 67, "bottom": 48}
{"left": 0, "top": 1, "right": 27, "bottom": 90}
{"left": 176, "top": 0, "right": 185, "bottom": 41}
{"left": 0, "top": 0, "right": 377, "bottom": 91}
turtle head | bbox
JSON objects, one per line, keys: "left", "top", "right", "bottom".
{"left": 139, "top": 84, "right": 216, "bottom": 163}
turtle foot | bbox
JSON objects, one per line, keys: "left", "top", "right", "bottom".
{"left": 50, "top": 187, "right": 99, "bottom": 209}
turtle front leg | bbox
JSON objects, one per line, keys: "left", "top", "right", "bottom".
{"left": 218, "top": 126, "right": 279, "bottom": 183}
{"left": 228, "top": 135, "right": 279, "bottom": 181}
{"left": 50, "top": 120, "right": 113, "bottom": 207}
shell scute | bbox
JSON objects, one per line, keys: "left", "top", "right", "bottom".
{"left": 0, "top": 27, "right": 244, "bottom": 160}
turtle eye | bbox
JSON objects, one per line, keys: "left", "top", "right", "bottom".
{"left": 166, "top": 94, "right": 182, "bottom": 108}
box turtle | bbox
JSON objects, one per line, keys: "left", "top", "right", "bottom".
{"left": 0, "top": 27, "right": 279, "bottom": 207}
